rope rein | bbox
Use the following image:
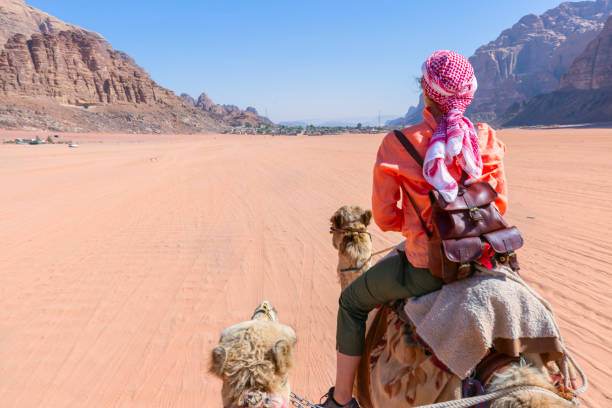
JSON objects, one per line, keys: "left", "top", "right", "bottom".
{"left": 290, "top": 385, "right": 577, "bottom": 408}
{"left": 331, "top": 227, "right": 397, "bottom": 275}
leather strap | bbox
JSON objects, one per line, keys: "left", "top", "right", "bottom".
{"left": 400, "top": 184, "right": 432, "bottom": 239}
{"left": 475, "top": 352, "right": 520, "bottom": 389}
{"left": 393, "top": 130, "right": 423, "bottom": 167}
{"left": 393, "top": 131, "right": 432, "bottom": 238}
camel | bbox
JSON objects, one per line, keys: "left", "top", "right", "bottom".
{"left": 330, "top": 205, "right": 578, "bottom": 408}
{"left": 330, "top": 205, "right": 373, "bottom": 291}
{"left": 210, "top": 301, "right": 296, "bottom": 408}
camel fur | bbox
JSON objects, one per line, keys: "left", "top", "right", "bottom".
{"left": 330, "top": 205, "right": 373, "bottom": 291}
{"left": 488, "top": 362, "right": 575, "bottom": 408}
{"left": 211, "top": 301, "right": 296, "bottom": 407}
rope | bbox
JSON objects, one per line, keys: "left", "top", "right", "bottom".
{"left": 290, "top": 384, "right": 577, "bottom": 408}
{"left": 339, "top": 244, "right": 398, "bottom": 275}
{"left": 371, "top": 244, "right": 398, "bottom": 257}
{"left": 477, "top": 266, "right": 588, "bottom": 396}
{"left": 290, "top": 392, "right": 323, "bottom": 408}
{"left": 413, "top": 385, "right": 578, "bottom": 408}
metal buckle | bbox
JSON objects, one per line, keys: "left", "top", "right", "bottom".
{"left": 469, "top": 207, "right": 483, "bottom": 222}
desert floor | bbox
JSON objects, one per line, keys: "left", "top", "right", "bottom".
{"left": 1, "top": 128, "right": 610, "bottom": 407}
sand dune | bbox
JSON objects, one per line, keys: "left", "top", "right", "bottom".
{"left": 0, "top": 128, "right": 610, "bottom": 407}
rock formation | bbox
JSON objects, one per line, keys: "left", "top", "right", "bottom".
{"left": 0, "top": 1, "right": 271, "bottom": 133}
{"left": 0, "top": 31, "right": 177, "bottom": 105}
{"left": 0, "top": 0, "right": 104, "bottom": 46}
{"left": 388, "top": 1, "right": 612, "bottom": 126}
{"left": 502, "top": 88, "right": 612, "bottom": 126}
{"left": 180, "top": 93, "right": 196, "bottom": 106}
{"left": 180, "top": 92, "right": 272, "bottom": 127}
{"left": 467, "top": 0, "right": 612, "bottom": 124}
{"left": 503, "top": 15, "right": 612, "bottom": 126}
{"left": 559, "top": 14, "right": 612, "bottom": 90}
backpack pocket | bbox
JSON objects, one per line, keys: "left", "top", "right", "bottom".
{"left": 442, "top": 236, "right": 483, "bottom": 263}
{"left": 482, "top": 227, "right": 524, "bottom": 254}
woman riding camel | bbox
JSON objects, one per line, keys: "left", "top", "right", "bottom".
{"left": 321, "top": 50, "right": 508, "bottom": 408}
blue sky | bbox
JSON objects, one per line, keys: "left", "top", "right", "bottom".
{"left": 29, "top": 0, "right": 564, "bottom": 122}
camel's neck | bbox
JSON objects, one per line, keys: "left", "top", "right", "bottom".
{"left": 337, "top": 240, "right": 372, "bottom": 290}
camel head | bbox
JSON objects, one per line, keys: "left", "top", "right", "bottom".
{"left": 487, "top": 363, "right": 576, "bottom": 408}
{"left": 330, "top": 205, "right": 373, "bottom": 290}
{"left": 211, "top": 301, "right": 296, "bottom": 408}
{"left": 330, "top": 205, "right": 372, "bottom": 251}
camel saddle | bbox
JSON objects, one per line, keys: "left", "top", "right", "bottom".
{"left": 393, "top": 130, "right": 523, "bottom": 283}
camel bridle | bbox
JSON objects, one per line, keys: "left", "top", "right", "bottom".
{"left": 330, "top": 226, "right": 397, "bottom": 273}
{"left": 329, "top": 226, "right": 373, "bottom": 242}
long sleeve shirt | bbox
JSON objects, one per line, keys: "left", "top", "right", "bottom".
{"left": 372, "top": 108, "right": 507, "bottom": 268}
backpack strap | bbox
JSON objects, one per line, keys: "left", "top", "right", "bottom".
{"left": 392, "top": 130, "right": 432, "bottom": 238}
{"left": 393, "top": 130, "right": 423, "bottom": 167}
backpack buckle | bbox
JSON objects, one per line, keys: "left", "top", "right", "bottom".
{"left": 469, "top": 207, "right": 484, "bottom": 222}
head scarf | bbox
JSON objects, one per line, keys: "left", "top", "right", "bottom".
{"left": 421, "top": 50, "right": 481, "bottom": 202}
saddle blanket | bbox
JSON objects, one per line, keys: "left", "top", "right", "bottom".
{"left": 404, "top": 264, "right": 563, "bottom": 378}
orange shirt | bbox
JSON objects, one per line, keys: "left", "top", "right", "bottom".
{"left": 372, "top": 108, "right": 507, "bottom": 268}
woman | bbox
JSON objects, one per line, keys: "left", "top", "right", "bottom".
{"left": 320, "top": 50, "right": 507, "bottom": 408}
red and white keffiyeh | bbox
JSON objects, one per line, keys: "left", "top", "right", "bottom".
{"left": 421, "top": 50, "right": 482, "bottom": 202}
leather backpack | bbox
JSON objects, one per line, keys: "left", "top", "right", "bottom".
{"left": 393, "top": 130, "right": 523, "bottom": 283}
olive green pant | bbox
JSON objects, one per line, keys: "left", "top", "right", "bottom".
{"left": 336, "top": 252, "right": 444, "bottom": 356}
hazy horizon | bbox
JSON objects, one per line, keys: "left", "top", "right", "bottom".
{"left": 30, "top": 0, "right": 566, "bottom": 123}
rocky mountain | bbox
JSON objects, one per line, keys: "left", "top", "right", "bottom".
{"left": 467, "top": 0, "right": 612, "bottom": 124}
{"left": 0, "top": 31, "right": 179, "bottom": 106}
{"left": 502, "top": 88, "right": 612, "bottom": 126}
{"left": 0, "top": 0, "right": 103, "bottom": 46}
{"left": 180, "top": 92, "right": 272, "bottom": 127}
{"left": 387, "top": 0, "right": 612, "bottom": 127}
{"left": 559, "top": 14, "right": 612, "bottom": 90}
{"left": 504, "top": 15, "right": 612, "bottom": 126}
{"left": 179, "top": 93, "right": 196, "bottom": 106}
{"left": 0, "top": 0, "right": 270, "bottom": 133}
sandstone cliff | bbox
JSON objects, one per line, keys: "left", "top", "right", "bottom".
{"left": 181, "top": 92, "right": 272, "bottom": 127}
{"left": 0, "top": 1, "right": 271, "bottom": 133}
{"left": 0, "top": 0, "right": 104, "bottom": 46}
{"left": 0, "top": 31, "right": 177, "bottom": 105}
{"left": 503, "top": 15, "right": 612, "bottom": 126}
{"left": 502, "top": 88, "right": 612, "bottom": 126}
{"left": 467, "top": 0, "right": 612, "bottom": 123}
{"left": 559, "top": 14, "right": 612, "bottom": 89}
{"left": 387, "top": 1, "right": 612, "bottom": 127}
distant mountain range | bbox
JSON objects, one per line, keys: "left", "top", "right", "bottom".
{"left": 0, "top": 0, "right": 268, "bottom": 133}
{"left": 279, "top": 114, "right": 399, "bottom": 127}
{"left": 388, "top": 0, "right": 612, "bottom": 127}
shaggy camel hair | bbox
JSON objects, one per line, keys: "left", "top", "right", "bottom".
{"left": 488, "top": 363, "right": 575, "bottom": 408}
{"left": 210, "top": 301, "right": 296, "bottom": 408}
{"left": 327, "top": 209, "right": 575, "bottom": 407}
{"left": 330, "top": 205, "right": 373, "bottom": 291}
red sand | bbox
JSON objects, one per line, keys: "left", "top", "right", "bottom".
{"left": 0, "top": 129, "right": 610, "bottom": 407}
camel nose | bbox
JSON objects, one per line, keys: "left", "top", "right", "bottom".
{"left": 252, "top": 301, "right": 277, "bottom": 322}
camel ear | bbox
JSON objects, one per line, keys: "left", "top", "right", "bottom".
{"left": 272, "top": 339, "right": 293, "bottom": 375}
{"left": 210, "top": 345, "right": 227, "bottom": 376}
{"left": 330, "top": 212, "right": 342, "bottom": 229}
{"left": 361, "top": 209, "right": 372, "bottom": 226}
